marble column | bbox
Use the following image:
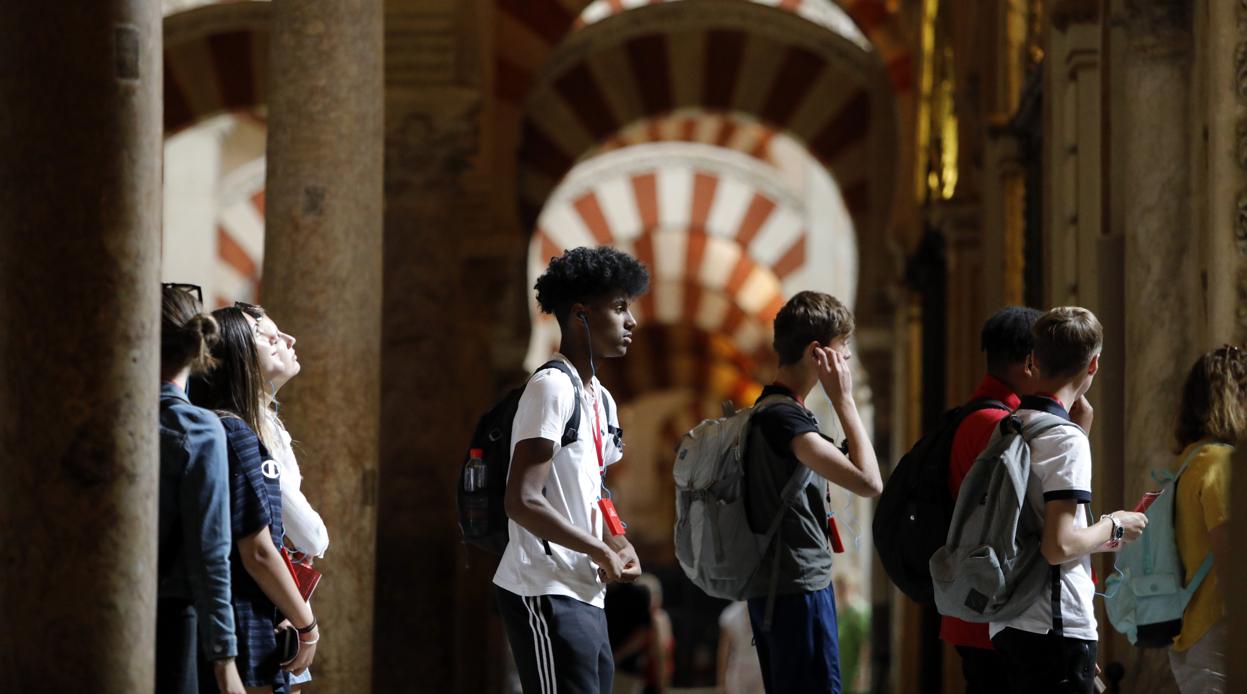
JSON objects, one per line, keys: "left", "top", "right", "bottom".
{"left": 1107, "top": 2, "right": 1195, "bottom": 691}
{"left": 261, "top": 0, "right": 383, "bottom": 689}
{"left": 0, "top": 2, "right": 161, "bottom": 690}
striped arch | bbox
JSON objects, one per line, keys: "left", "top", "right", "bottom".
{"left": 526, "top": 141, "right": 858, "bottom": 397}
{"left": 513, "top": 0, "right": 897, "bottom": 241}
{"left": 164, "top": 1, "right": 270, "bottom": 135}
{"left": 496, "top": 0, "right": 912, "bottom": 105}
{"left": 595, "top": 109, "right": 785, "bottom": 166}
{"left": 213, "top": 158, "right": 267, "bottom": 308}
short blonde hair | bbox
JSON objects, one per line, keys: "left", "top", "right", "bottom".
{"left": 1032, "top": 307, "right": 1103, "bottom": 380}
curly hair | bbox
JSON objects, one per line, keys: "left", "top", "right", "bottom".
{"left": 534, "top": 246, "right": 649, "bottom": 323}
{"left": 1174, "top": 345, "right": 1247, "bottom": 451}
{"left": 772, "top": 291, "right": 854, "bottom": 366}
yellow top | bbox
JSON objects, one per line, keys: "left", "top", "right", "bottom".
{"left": 1171, "top": 441, "right": 1233, "bottom": 651}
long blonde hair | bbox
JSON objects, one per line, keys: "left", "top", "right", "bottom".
{"left": 1174, "top": 345, "right": 1247, "bottom": 451}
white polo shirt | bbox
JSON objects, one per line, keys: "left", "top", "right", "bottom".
{"left": 990, "top": 397, "right": 1098, "bottom": 641}
{"left": 492, "top": 354, "right": 623, "bottom": 608}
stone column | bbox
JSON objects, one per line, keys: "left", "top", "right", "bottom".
{"left": 1194, "top": 0, "right": 1247, "bottom": 344}
{"left": 1106, "top": 2, "right": 1195, "bottom": 691}
{"left": 0, "top": 3, "right": 161, "bottom": 690}
{"left": 261, "top": 0, "right": 383, "bottom": 689}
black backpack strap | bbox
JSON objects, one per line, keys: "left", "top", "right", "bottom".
{"left": 963, "top": 397, "right": 1011, "bottom": 417}
{"left": 536, "top": 360, "right": 582, "bottom": 447}
{"left": 1050, "top": 565, "right": 1064, "bottom": 636}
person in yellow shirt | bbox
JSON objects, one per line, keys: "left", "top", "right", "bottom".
{"left": 1168, "top": 344, "right": 1247, "bottom": 693}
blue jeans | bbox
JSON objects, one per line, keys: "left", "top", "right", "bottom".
{"left": 747, "top": 585, "right": 842, "bottom": 694}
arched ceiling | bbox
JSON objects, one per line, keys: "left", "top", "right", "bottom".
{"left": 513, "top": 0, "right": 898, "bottom": 244}
{"left": 163, "top": 1, "right": 269, "bottom": 135}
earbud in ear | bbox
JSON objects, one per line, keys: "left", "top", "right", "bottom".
{"left": 577, "top": 311, "right": 588, "bottom": 320}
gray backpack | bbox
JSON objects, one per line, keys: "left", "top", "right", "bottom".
{"left": 929, "top": 412, "right": 1075, "bottom": 623}
{"left": 673, "top": 396, "right": 812, "bottom": 626}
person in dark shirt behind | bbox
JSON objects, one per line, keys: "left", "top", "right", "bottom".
{"left": 940, "top": 306, "right": 1040, "bottom": 692}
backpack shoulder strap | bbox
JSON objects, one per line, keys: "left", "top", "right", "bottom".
{"left": 1018, "top": 411, "right": 1080, "bottom": 441}
{"left": 535, "top": 360, "right": 581, "bottom": 447}
{"left": 1184, "top": 553, "right": 1215, "bottom": 598}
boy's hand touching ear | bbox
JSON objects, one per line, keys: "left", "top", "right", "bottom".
{"left": 1070, "top": 396, "right": 1094, "bottom": 433}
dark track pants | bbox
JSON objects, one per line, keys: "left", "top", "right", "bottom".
{"left": 496, "top": 586, "right": 613, "bottom": 694}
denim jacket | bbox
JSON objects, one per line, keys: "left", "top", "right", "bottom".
{"left": 158, "top": 382, "right": 238, "bottom": 660}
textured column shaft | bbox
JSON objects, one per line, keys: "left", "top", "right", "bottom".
{"left": 1113, "top": 2, "right": 1195, "bottom": 691}
{"left": 262, "top": 0, "right": 384, "bottom": 689}
{"left": 0, "top": 3, "right": 162, "bottom": 691}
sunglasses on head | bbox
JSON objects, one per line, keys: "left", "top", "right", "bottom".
{"left": 162, "top": 282, "right": 203, "bottom": 305}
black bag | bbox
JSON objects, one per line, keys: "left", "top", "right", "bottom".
{"left": 457, "top": 360, "right": 582, "bottom": 555}
{"left": 872, "top": 397, "right": 1008, "bottom": 603}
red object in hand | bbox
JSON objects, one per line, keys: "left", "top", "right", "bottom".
{"left": 1134, "top": 490, "right": 1162, "bottom": 513}
{"left": 827, "top": 515, "right": 845, "bottom": 553}
{"left": 599, "top": 498, "right": 626, "bottom": 536}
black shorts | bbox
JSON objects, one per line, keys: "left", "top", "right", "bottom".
{"left": 495, "top": 586, "right": 613, "bottom": 694}
{"left": 991, "top": 627, "right": 1097, "bottom": 694}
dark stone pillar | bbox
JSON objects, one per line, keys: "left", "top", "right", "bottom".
{"left": 0, "top": 2, "right": 162, "bottom": 690}
{"left": 262, "top": 0, "right": 384, "bottom": 689}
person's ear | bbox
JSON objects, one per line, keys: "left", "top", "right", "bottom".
{"left": 808, "top": 341, "right": 822, "bottom": 362}
{"left": 1088, "top": 353, "right": 1100, "bottom": 376}
{"left": 569, "top": 302, "right": 589, "bottom": 322}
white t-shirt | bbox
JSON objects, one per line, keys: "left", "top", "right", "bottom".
{"left": 492, "top": 355, "right": 623, "bottom": 608}
{"left": 990, "top": 403, "right": 1098, "bottom": 641}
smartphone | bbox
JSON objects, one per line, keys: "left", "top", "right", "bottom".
{"left": 276, "top": 624, "right": 300, "bottom": 666}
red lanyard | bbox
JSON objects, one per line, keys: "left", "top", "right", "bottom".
{"left": 589, "top": 384, "right": 605, "bottom": 479}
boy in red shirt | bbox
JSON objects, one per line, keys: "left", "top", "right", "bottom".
{"left": 940, "top": 307, "right": 1039, "bottom": 692}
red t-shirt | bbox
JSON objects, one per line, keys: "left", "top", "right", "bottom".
{"left": 939, "top": 375, "right": 1020, "bottom": 650}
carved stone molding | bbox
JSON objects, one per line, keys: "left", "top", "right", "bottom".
{"left": 1236, "top": 189, "right": 1247, "bottom": 254}
{"left": 1237, "top": 121, "right": 1247, "bottom": 171}
{"left": 1237, "top": 42, "right": 1247, "bottom": 101}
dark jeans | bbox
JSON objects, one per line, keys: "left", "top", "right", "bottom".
{"left": 955, "top": 645, "right": 1009, "bottom": 694}
{"left": 156, "top": 599, "right": 199, "bottom": 694}
{"left": 992, "top": 627, "right": 1097, "bottom": 694}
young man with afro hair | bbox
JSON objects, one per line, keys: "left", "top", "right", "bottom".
{"left": 493, "top": 246, "right": 650, "bottom": 694}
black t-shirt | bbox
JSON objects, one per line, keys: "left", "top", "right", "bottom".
{"left": 742, "top": 384, "right": 834, "bottom": 596}
{"left": 753, "top": 384, "right": 821, "bottom": 474}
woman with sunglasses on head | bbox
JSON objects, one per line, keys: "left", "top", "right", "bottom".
{"left": 192, "top": 306, "right": 319, "bottom": 694}
{"left": 1166, "top": 345, "right": 1247, "bottom": 693}
{"left": 157, "top": 285, "right": 245, "bottom": 694}
{"left": 236, "top": 302, "right": 329, "bottom": 694}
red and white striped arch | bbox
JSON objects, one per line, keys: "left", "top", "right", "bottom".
{"left": 164, "top": 1, "right": 270, "bottom": 135}
{"left": 594, "top": 109, "right": 784, "bottom": 166}
{"left": 512, "top": 0, "right": 898, "bottom": 244}
{"left": 526, "top": 141, "right": 857, "bottom": 377}
{"left": 496, "top": 0, "right": 912, "bottom": 107}
{"left": 163, "top": 1, "right": 269, "bottom": 307}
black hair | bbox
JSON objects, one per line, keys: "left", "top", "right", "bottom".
{"left": 534, "top": 246, "right": 649, "bottom": 324}
{"left": 980, "top": 306, "right": 1042, "bottom": 375}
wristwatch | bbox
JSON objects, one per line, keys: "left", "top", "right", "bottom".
{"left": 1102, "top": 514, "right": 1124, "bottom": 543}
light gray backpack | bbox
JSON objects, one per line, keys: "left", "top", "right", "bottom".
{"left": 929, "top": 412, "right": 1075, "bottom": 623}
{"left": 673, "top": 396, "right": 812, "bottom": 621}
